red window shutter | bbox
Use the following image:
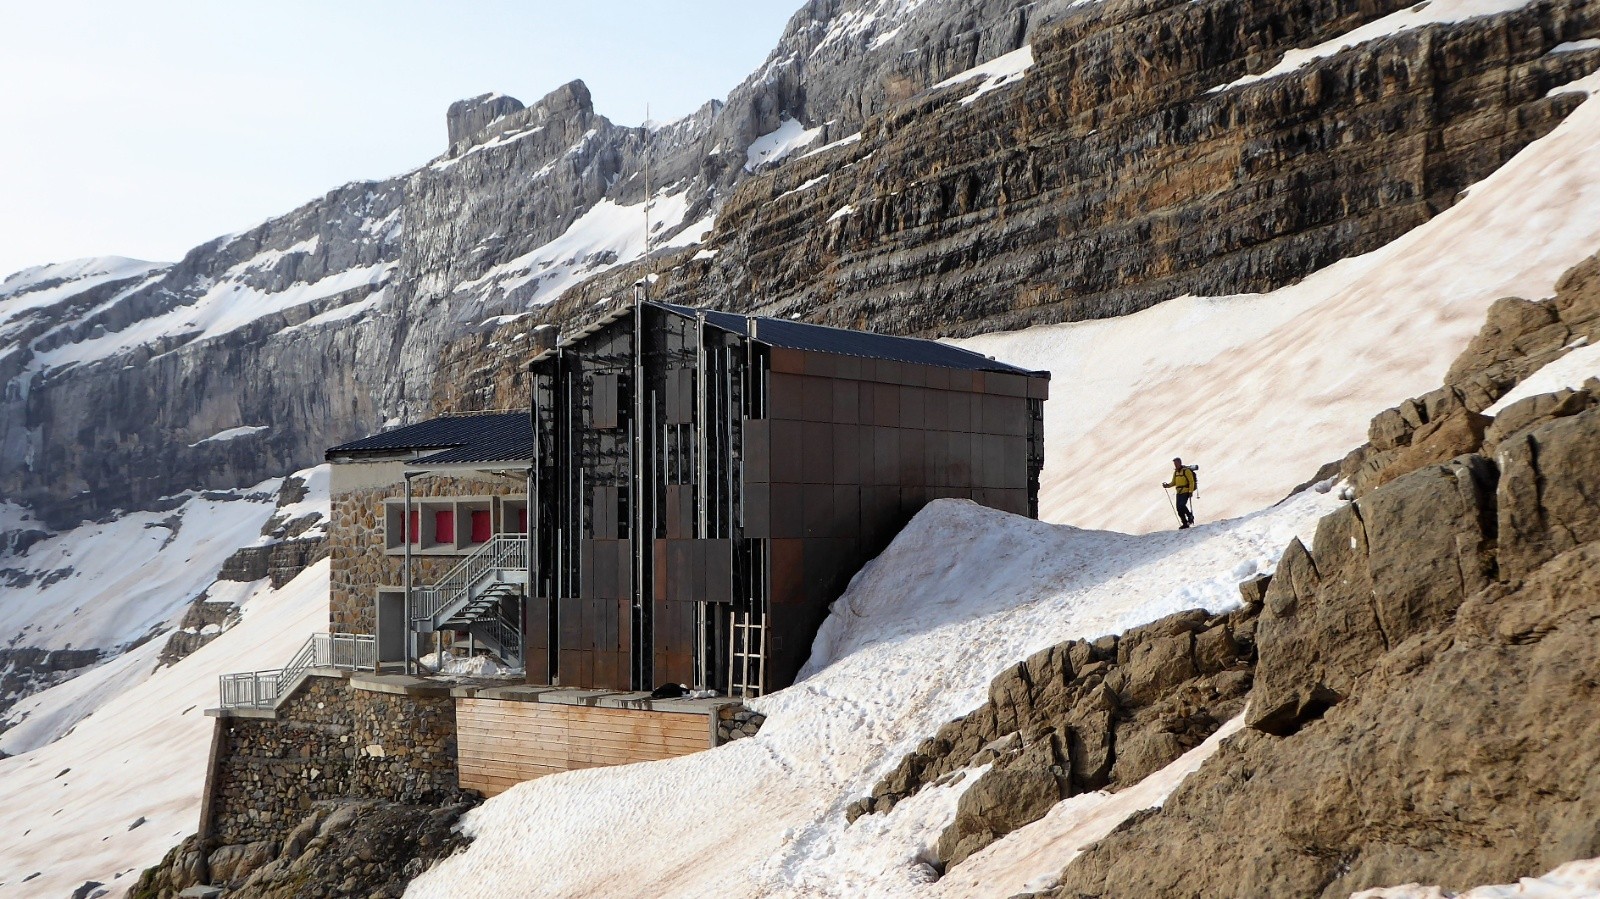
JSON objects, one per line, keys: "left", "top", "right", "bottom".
{"left": 518, "top": 508, "right": 528, "bottom": 533}
{"left": 471, "top": 510, "right": 492, "bottom": 543}
{"left": 435, "top": 509, "right": 454, "bottom": 543}
{"left": 408, "top": 511, "right": 420, "bottom": 544}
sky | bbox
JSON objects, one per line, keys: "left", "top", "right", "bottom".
{"left": 0, "top": 1, "right": 800, "bottom": 279}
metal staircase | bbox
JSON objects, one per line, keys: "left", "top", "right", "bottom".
{"left": 412, "top": 535, "right": 528, "bottom": 666}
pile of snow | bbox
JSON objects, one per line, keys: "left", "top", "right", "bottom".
{"left": 0, "top": 560, "right": 329, "bottom": 898}
{"left": 955, "top": 72, "right": 1600, "bottom": 534}
{"left": 409, "top": 491, "right": 1340, "bottom": 898}
{"left": 932, "top": 45, "right": 1035, "bottom": 106}
{"left": 745, "top": 118, "right": 824, "bottom": 172}
{"left": 420, "top": 652, "right": 515, "bottom": 678}
{"left": 1213, "top": 0, "right": 1541, "bottom": 92}
{"left": 457, "top": 189, "right": 696, "bottom": 317}
{"left": 1356, "top": 859, "right": 1600, "bottom": 898}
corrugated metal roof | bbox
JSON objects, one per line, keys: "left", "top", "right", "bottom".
{"left": 652, "top": 302, "right": 1044, "bottom": 376}
{"left": 325, "top": 412, "right": 532, "bottom": 465}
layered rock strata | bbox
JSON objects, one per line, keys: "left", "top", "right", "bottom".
{"left": 851, "top": 599, "right": 1262, "bottom": 868}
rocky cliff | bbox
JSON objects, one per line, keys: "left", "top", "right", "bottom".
{"left": 6, "top": 0, "right": 1596, "bottom": 532}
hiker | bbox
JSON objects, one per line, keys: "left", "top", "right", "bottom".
{"left": 1163, "top": 457, "right": 1198, "bottom": 529}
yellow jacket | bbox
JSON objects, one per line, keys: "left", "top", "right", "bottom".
{"left": 1168, "top": 466, "right": 1197, "bottom": 494}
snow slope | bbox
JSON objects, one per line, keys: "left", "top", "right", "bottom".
{"left": 0, "top": 482, "right": 281, "bottom": 654}
{"left": 955, "top": 71, "right": 1600, "bottom": 534}
{"left": 409, "top": 490, "right": 1341, "bottom": 898}
{"left": 0, "top": 561, "right": 328, "bottom": 898}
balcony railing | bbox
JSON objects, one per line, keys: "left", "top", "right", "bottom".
{"left": 217, "top": 632, "right": 375, "bottom": 709}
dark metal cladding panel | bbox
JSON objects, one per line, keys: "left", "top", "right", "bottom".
{"left": 668, "top": 540, "right": 693, "bottom": 604}
{"left": 769, "top": 539, "right": 805, "bottom": 605}
{"left": 832, "top": 379, "right": 859, "bottom": 424}
{"left": 770, "top": 421, "right": 804, "bottom": 484}
{"left": 948, "top": 391, "right": 973, "bottom": 432}
{"left": 595, "top": 539, "right": 617, "bottom": 601}
{"left": 803, "top": 487, "right": 835, "bottom": 538}
{"left": 769, "top": 372, "right": 804, "bottom": 420}
{"left": 579, "top": 541, "right": 596, "bottom": 601}
{"left": 832, "top": 424, "right": 862, "bottom": 486}
{"left": 653, "top": 540, "right": 668, "bottom": 602}
{"left": 770, "top": 484, "right": 805, "bottom": 538}
{"left": 802, "top": 422, "right": 833, "bottom": 484}
{"left": 925, "top": 431, "right": 949, "bottom": 487}
{"left": 925, "top": 365, "right": 951, "bottom": 391}
{"left": 898, "top": 429, "right": 925, "bottom": 484}
{"left": 770, "top": 347, "right": 806, "bottom": 374}
{"left": 744, "top": 419, "right": 771, "bottom": 484}
{"left": 872, "top": 428, "right": 899, "bottom": 486}
{"left": 899, "top": 386, "right": 926, "bottom": 429}
{"left": 678, "top": 486, "right": 695, "bottom": 541}
{"left": 1003, "top": 436, "right": 1028, "bottom": 486}
{"left": 987, "top": 372, "right": 1028, "bottom": 398}
{"left": 743, "top": 484, "right": 771, "bottom": 538}
{"left": 833, "top": 486, "right": 860, "bottom": 538}
{"left": 802, "top": 350, "right": 839, "bottom": 379}
{"left": 1028, "top": 376, "right": 1051, "bottom": 400}
{"left": 872, "top": 383, "right": 899, "bottom": 428}
{"left": 666, "top": 486, "right": 684, "bottom": 539}
{"left": 704, "top": 539, "right": 733, "bottom": 604}
{"left": 925, "top": 390, "right": 949, "bottom": 431}
{"left": 802, "top": 375, "right": 833, "bottom": 422}
{"left": 677, "top": 368, "right": 695, "bottom": 425}
{"left": 858, "top": 378, "right": 877, "bottom": 424}
{"left": 616, "top": 539, "right": 632, "bottom": 601}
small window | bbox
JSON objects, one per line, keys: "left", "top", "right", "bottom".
{"left": 518, "top": 507, "right": 529, "bottom": 533}
{"left": 470, "top": 509, "right": 493, "bottom": 543}
{"left": 434, "top": 510, "right": 455, "bottom": 543}
{"left": 408, "top": 511, "right": 420, "bottom": 544}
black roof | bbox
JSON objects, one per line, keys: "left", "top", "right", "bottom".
{"left": 325, "top": 412, "right": 532, "bottom": 465}
{"left": 652, "top": 302, "right": 1044, "bottom": 377}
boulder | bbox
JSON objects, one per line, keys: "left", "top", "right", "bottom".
{"left": 1496, "top": 405, "right": 1600, "bottom": 579}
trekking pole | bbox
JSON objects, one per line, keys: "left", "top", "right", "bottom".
{"left": 1163, "top": 486, "right": 1179, "bottom": 524}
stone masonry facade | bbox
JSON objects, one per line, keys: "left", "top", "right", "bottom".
{"left": 209, "top": 675, "right": 466, "bottom": 846}
{"left": 329, "top": 466, "right": 524, "bottom": 634}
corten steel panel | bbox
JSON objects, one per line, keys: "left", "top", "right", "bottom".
{"left": 666, "top": 487, "right": 685, "bottom": 539}
{"left": 1028, "top": 377, "right": 1051, "bottom": 400}
{"left": 615, "top": 539, "right": 632, "bottom": 602}
{"left": 924, "top": 431, "right": 948, "bottom": 487}
{"left": 987, "top": 372, "right": 1028, "bottom": 398}
{"left": 832, "top": 379, "right": 859, "bottom": 424}
{"left": 925, "top": 365, "right": 951, "bottom": 391}
{"left": 970, "top": 371, "right": 986, "bottom": 393}
{"left": 770, "top": 421, "right": 804, "bottom": 484}
{"left": 925, "top": 390, "right": 949, "bottom": 431}
{"left": 667, "top": 541, "right": 693, "bottom": 603}
{"left": 950, "top": 433, "right": 976, "bottom": 486}
{"left": 770, "top": 347, "right": 806, "bottom": 374}
{"left": 678, "top": 486, "right": 695, "bottom": 541}
{"left": 580, "top": 541, "right": 596, "bottom": 601}
{"left": 743, "top": 484, "right": 770, "bottom": 538}
{"left": 833, "top": 353, "right": 862, "bottom": 380}
{"left": 802, "top": 422, "right": 833, "bottom": 484}
{"left": 769, "top": 539, "right": 805, "bottom": 605}
{"left": 653, "top": 540, "right": 668, "bottom": 602}
{"left": 948, "top": 391, "right": 973, "bottom": 432}
{"left": 704, "top": 539, "right": 733, "bottom": 604}
{"left": 872, "top": 383, "right": 899, "bottom": 428}
{"left": 1003, "top": 436, "right": 1028, "bottom": 485}
{"left": 898, "top": 429, "right": 925, "bottom": 485}
{"left": 769, "top": 373, "right": 804, "bottom": 420}
{"left": 802, "top": 375, "right": 833, "bottom": 422}
{"left": 832, "top": 424, "right": 862, "bottom": 486}
{"left": 690, "top": 542, "right": 707, "bottom": 606}
{"left": 769, "top": 485, "right": 805, "bottom": 539}
{"left": 833, "top": 486, "right": 861, "bottom": 538}
{"left": 664, "top": 370, "right": 682, "bottom": 423}
{"left": 858, "top": 378, "right": 877, "bottom": 424}
{"left": 744, "top": 419, "right": 771, "bottom": 484}
{"left": 803, "top": 487, "right": 835, "bottom": 538}
{"left": 591, "top": 488, "right": 611, "bottom": 539}
{"left": 899, "top": 386, "right": 926, "bottom": 429}
{"left": 872, "top": 428, "right": 899, "bottom": 486}
{"left": 801, "top": 350, "right": 839, "bottom": 379}
{"left": 595, "top": 539, "right": 617, "bottom": 601}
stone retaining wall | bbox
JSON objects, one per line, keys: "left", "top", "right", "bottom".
{"left": 208, "top": 675, "right": 465, "bottom": 846}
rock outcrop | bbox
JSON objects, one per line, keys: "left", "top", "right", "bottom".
{"left": 1049, "top": 401, "right": 1600, "bottom": 897}
{"left": 130, "top": 799, "right": 476, "bottom": 899}
{"left": 851, "top": 599, "right": 1262, "bottom": 868}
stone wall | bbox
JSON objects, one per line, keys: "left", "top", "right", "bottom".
{"left": 714, "top": 704, "right": 767, "bottom": 744}
{"left": 209, "top": 675, "right": 465, "bottom": 847}
{"left": 328, "top": 462, "right": 524, "bottom": 634}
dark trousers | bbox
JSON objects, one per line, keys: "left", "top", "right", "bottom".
{"left": 1176, "top": 492, "right": 1194, "bottom": 526}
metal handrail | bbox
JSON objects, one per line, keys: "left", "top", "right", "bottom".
{"left": 217, "top": 632, "right": 375, "bottom": 709}
{"left": 413, "top": 535, "right": 528, "bottom": 622}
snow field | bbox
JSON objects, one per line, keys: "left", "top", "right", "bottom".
{"left": 0, "top": 560, "right": 330, "bottom": 899}
{"left": 409, "top": 490, "right": 1340, "bottom": 898}
{"left": 956, "top": 73, "right": 1600, "bottom": 534}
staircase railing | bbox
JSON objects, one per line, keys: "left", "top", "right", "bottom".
{"left": 413, "top": 534, "right": 528, "bottom": 623}
{"left": 217, "top": 632, "right": 375, "bottom": 709}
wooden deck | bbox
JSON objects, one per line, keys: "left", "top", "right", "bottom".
{"left": 456, "top": 697, "right": 712, "bottom": 796}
